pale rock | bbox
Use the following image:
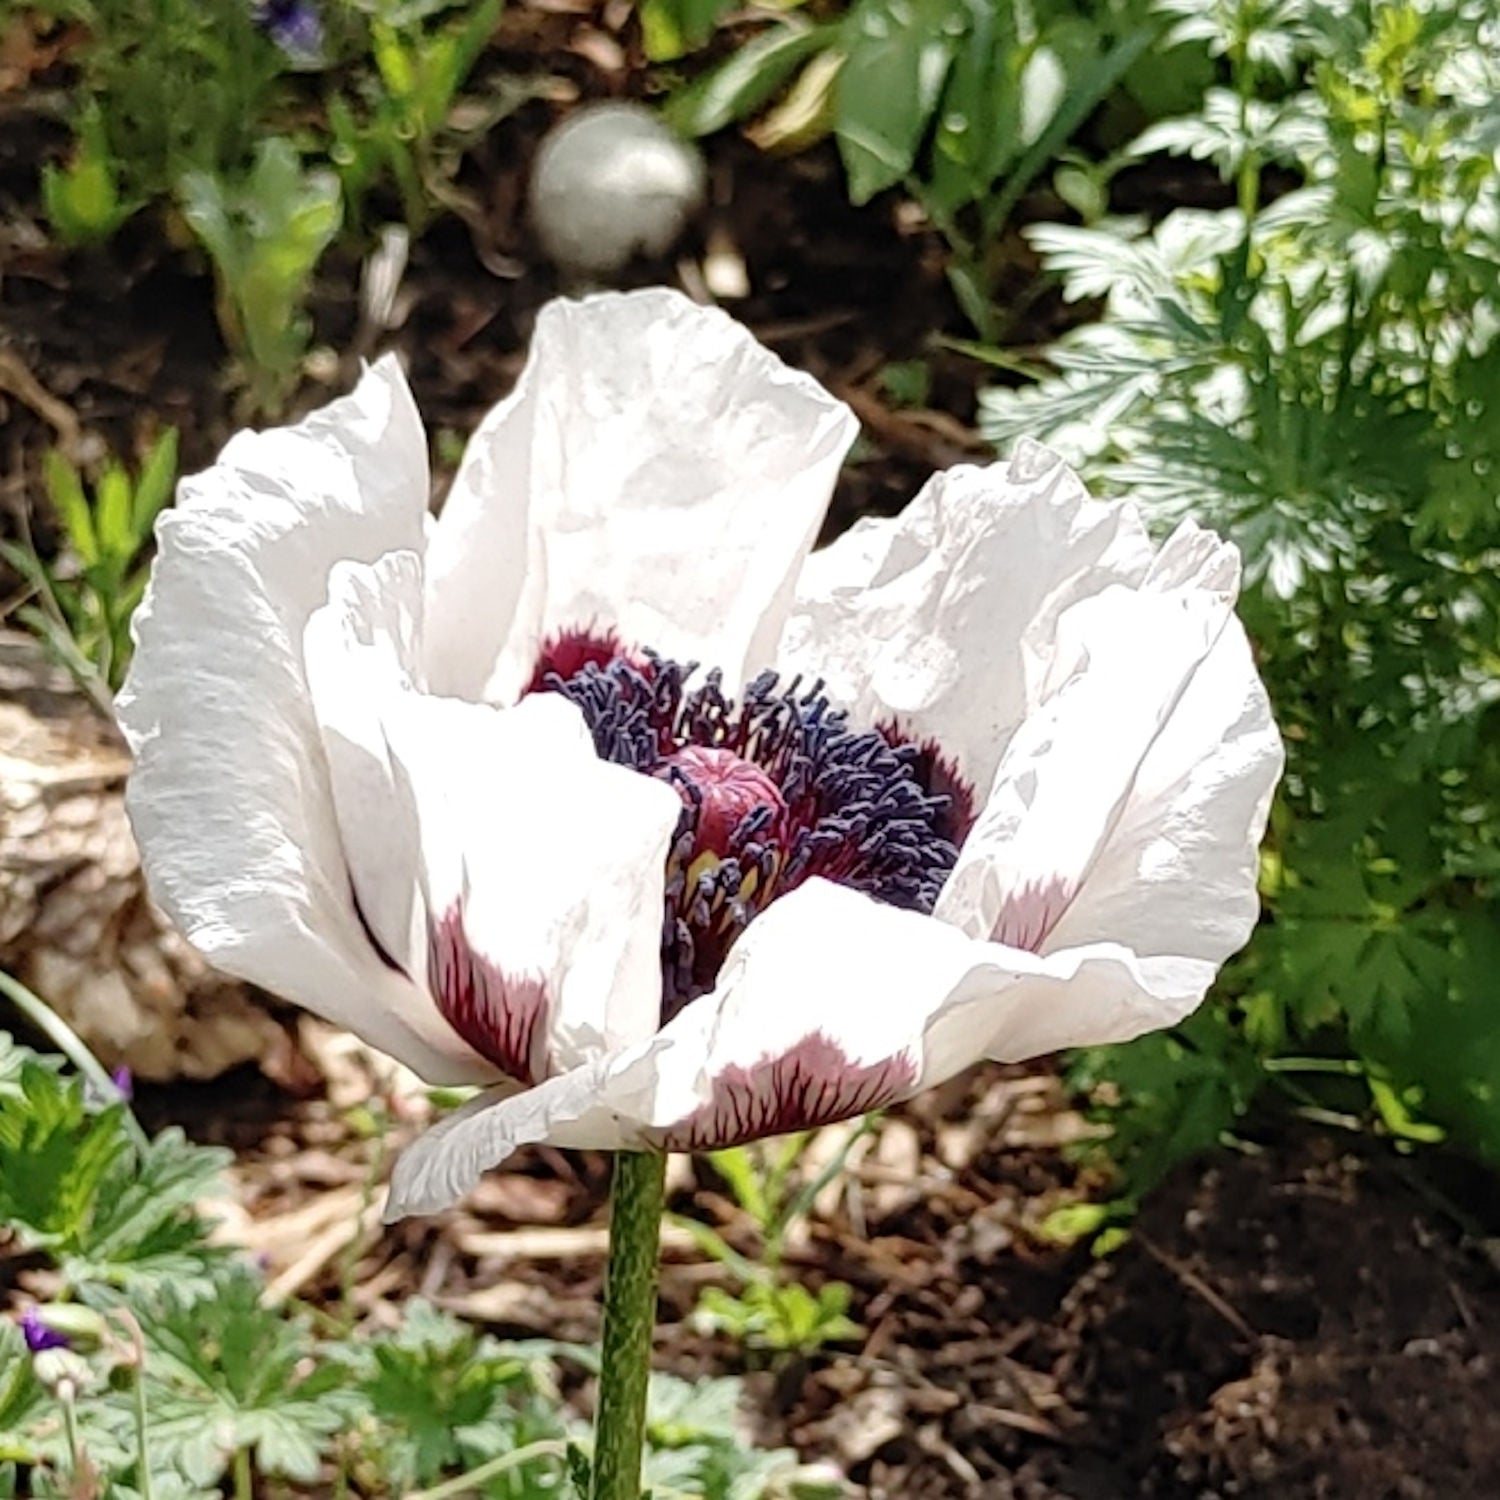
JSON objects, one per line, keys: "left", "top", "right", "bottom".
{"left": 529, "top": 102, "right": 705, "bottom": 279}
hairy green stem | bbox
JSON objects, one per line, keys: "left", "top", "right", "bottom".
{"left": 591, "top": 1149, "right": 667, "bottom": 1500}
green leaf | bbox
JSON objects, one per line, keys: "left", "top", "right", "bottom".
{"left": 835, "top": 0, "right": 966, "bottom": 204}
{"left": 42, "top": 106, "right": 135, "bottom": 246}
{"left": 0, "top": 1323, "right": 49, "bottom": 1462}
{"left": 179, "top": 140, "right": 343, "bottom": 409}
{"left": 93, "top": 464, "right": 134, "bottom": 566}
{"left": 43, "top": 450, "right": 98, "bottom": 566}
{"left": 640, "top": 0, "right": 734, "bottom": 62}
{"left": 131, "top": 428, "right": 179, "bottom": 537}
{"left": 666, "top": 23, "right": 835, "bottom": 138}
{"left": 0, "top": 1045, "right": 130, "bottom": 1249}
{"left": 65, "top": 1127, "right": 233, "bottom": 1300}
{"left": 138, "top": 1264, "right": 348, "bottom": 1485}
{"left": 928, "top": 0, "right": 1021, "bottom": 211}
{"left": 340, "top": 1300, "right": 557, "bottom": 1490}
{"left": 981, "top": 22, "right": 1158, "bottom": 236}
{"left": 707, "top": 1144, "right": 771, "bottom": 1226}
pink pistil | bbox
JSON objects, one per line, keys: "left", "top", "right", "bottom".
{"left": 657, "top": 745, "right": 788, "bottom": 855}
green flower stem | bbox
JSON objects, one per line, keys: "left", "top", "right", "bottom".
{"left": 0, "top": 969, "right": 146, "bottom": 1150}
{"left": 591, "top": 1148, "right": 667, "bottom": 1500}
{"left": 406, "top": 1439, "right": 567, "bottom": 1500}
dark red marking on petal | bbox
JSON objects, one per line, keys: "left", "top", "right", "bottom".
{"left": 428, "top": 905, "right": 548, "bottom": 1085}
{"left": 525, "top": 626, "right": 633, "bottom": 696}
{"left": 990, "top": 873, "right": 1078, "bottom": 953}
{"left": 877, "top": 721, "right": 978, "bottom": 847}
{"left": 657, "top": 1033, "right": 918, "bottom": 1153}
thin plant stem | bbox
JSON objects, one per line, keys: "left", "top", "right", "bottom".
{"left": 112, "top": 1307, "right": 155, "bottom": 1500}
{"left": 0, "top": 969, "right": 146, "bottom": 1150}
{"left": 61, "top": 1384, "right": 82, "bottom": 1475}
{"left": 405, "top": 1439, "right": 568, "bottom": 1500}
{"left": 591, "top": 1148, "right": 667, "bottom": 1500}
{"left": 234, "top": 1445, "right": 253, "bottom": 1500}
{"left": 132, "top": 1358, "right": 155, "bottom": 1500}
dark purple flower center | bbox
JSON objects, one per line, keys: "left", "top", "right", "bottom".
{"left": 538, "top": 640, "right": 963, "bottom": 1021}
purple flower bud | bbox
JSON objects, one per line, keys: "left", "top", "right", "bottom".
{"left": 20, "top": 1308, "right": 70, "bottom": 1354}
{"left": 111, "top": 1065, "right": 134, "bottom": 1101}
{"left": 254, "top": 0, "right": 323, "bottom": 63}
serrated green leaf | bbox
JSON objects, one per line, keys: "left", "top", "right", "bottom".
{"left": 137, "top": 1264, "right": 348, "bottom": 1484}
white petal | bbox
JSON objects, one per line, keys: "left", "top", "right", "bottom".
{"left": 300, "top": 550, "right": 430, "bottom": 975}
{"left": 304, "top": 563, "right": 683, "bottom": 1083}
{"left": 655, "top": 882, "right": 1242, "bottom": 1116}
{"left": 117, "top": 362, "right": 488, "bottom": 1083}
{"left": 978, "top": 942, "right": 1221, "bottom": 1060}
{"left": 934, "top": 522, "right": 1282, "bottom": 1020}
{"left": 779, "top": 440, "right": 1157, "bottom": 801}
{"left": 385, "top": 1065, "right": 648, "bottom": 1220}
{"left": 384, "top": 878, "right": 1236, "bottom": 1215}
{"left": 935, "top": 582, "right": 1234, "bottom": 944}
{"left": 423, "top": 288, "right": 858, "bottom": 703}
{"left": 1040, "top": 614, "right": 1282, "bottom": 968}
{"left": 641, "top": 882, "right": 1007, "bottom": 1149}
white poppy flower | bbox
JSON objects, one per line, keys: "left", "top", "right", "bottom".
{"left": 116, "top": 288, "right": 1283, "bottom": 1220}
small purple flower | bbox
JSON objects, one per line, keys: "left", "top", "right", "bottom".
{"left": 111, "top": 1065, "right": 134, "bottom": 1102}
{"left": 20, "top": 1308, "right": 70, "bottom": 1354}
{"left": 254, "top": 0, "right": 324, "bottom": 64}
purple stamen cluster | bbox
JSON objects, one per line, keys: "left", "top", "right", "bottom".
{"left": 546, "top": 650, "right": 961, "bottom": 1019}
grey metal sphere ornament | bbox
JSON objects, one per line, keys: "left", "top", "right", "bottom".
{"left": 528, "top": 101, "right": 707, "bottom": 281}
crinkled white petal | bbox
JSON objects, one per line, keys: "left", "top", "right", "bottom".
{"left": 423, "top": 288, "right": 858, "bottom": 703}
{"left": 935, "top": 580, "right": 1233, "bottom": 943}
{"left": 389, "top": 879, "right": 1208, "bottom": 1215}
{"left": 975, "top": 943, "right": 1222, "bottom": 1060}
{"left": 934, "top": 521, "right": 1282, "bottom": 1027}
{"left": 1039, "top": 613, "right": 1282, "bottom": 969}
{"left": 304, "top": 561, "right": 683, "bottom": 1083}
{"left": 779, "top": 440, "right": 1157, "bottom": 798}
{"left": 117, "top": 360, "right": 490, "bottom": 1083}
{"left": 384, "top": 1059, "right": 657, "bottom": 1220}
{"left": 301, "top": 550, "right": 431, "bottom": 975}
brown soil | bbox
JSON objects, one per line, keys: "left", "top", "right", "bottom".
{"left": 124, "top": 1061, "right": 1500, "bottom": 1500}
{"left": 790, "top": 1119, "right": 1500, "bottom": 1499}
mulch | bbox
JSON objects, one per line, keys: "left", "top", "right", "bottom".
{"left": 128, "top": 1054, "right": 1500, "bottom": 1499}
